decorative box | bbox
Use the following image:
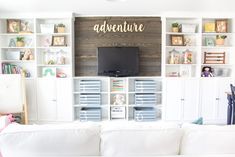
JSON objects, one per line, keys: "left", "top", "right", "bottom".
{"left": 40, "top": 24, "right": 55, "bottom": 33}
{"left": 111, "top": 106, "right": 126, "bottom": 119}
{"left": 180, "top": 24, "right": 197, "bottom": 33}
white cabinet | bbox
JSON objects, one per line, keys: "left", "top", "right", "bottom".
{"left": 37, "top": 78, "right": 72, "bottom": 122}
{"left": 164, "top": 79, "right": 199, "bottom": 122}
{"left": 200, "top": 78, "right": 233, "bottom": 124}
{"left": 25, "top": 79, "right": 37, "bottom": 121}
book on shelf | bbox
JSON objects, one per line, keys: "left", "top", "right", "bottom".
{"left": 2, "top": 63, "right": 31, "bottom": 77}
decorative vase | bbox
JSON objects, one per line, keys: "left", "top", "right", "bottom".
{"left": 216, "top": 39, "right": 225, "bottom": 46}
{"left": 57, "top": 27, "right": 65, "bottom": 33}
{"left": 172, "top": 27, "right": 179, "bottom": 33}
{"left": 16, "top": 41, "right": 25, "bottom": 47}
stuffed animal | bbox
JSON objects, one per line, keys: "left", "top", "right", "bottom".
{"left": 0, "top": 114, "right": 15, "bottom": 132}
{"left": 21, "top": 49, "right": 34, "bottom": 60}
{"left": 113, "top": 94, "right": 125, "bottom": 105}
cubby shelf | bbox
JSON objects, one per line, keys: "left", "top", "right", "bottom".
{"left": 73, "top": 77, "right": 162, "bottom": 122}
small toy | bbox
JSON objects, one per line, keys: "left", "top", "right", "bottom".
{"left": 21, "top": 49, "right": 34, "bottom": 60}
{"left": 113, "top": 94, "right": 125, "bottom": 105}
{"left": 201, "top": 66, "right": 214, "bottom": 77}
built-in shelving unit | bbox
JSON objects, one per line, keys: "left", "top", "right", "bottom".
{"left": 73, "top": 77, "right": 162, "bottom": 122}
{"left": 163, "top": 17, "right": 235, "bottom": 78}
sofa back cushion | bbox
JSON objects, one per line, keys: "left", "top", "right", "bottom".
{"left": 0, "top": 123, "right": 100, "bottom": 157}
{"left": 181, "top": 124, "right": 235, "bottom": 155}
{"left": 101, "top": 122, "right": 183, "bottom": 157}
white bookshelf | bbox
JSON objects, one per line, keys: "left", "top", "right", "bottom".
{"left": 163, "top": 17, "right": 235, "bottom": 78}
{"left": 73, "top": 77, "right": 162, "bottom": 122}
{"left": 0, "top": 17, "right": 74, "bottom": 79}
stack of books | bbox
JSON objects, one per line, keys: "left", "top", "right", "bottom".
{"left": 2, "top": 63, "right": 31, "bottom": 77}
{"left": 111, "top": 79, "right": 124, "bottom": 92}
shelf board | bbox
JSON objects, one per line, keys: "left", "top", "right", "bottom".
{"left": 166, "top": 46, "right": 198, "bottom": 49}
{"left": 0, "top": 47, "right": 35, "bottom": 49}
{"left": 110, "top": 105, "right": 127, "bottom": 107}
{"left": 37, "top": 46, "right": 70, "bottom": 49}
{"left": 0, "top": 33, "right": 34, "bottom": 36}
{"left": 36, "top": 33, "right": 70, "bottom": 36}
{"left": 128, "top": 91, "right": 162, "bottom": 94}
{"left": 73, "top": 92, "right": 108, "bottom": 94}
{"left": 37, "top": 64, "right": 71, "bottom": 67}
{"left": 166, "top": 32, "right": 199, "bottom": 35}
{"left": 202, "top": 32, "right": 233, "bottom": 35}
{"left": 110, "top": 91, "right": 126, "bottom": 94}
{"left": 74, "top": 105, "right": 107, "bottom": 107}
{"left": 202, "top": 46, "right": 233, "bottom": 49}
{"left": 201, "top": 64, "right": 233, "bottom": 66}
{"left": 1, "top": 60, "right": 35, "bottom": 63}
{"left": 128, "top": 105, "right": 159, "bottom": 107}
{"left": 165, "top": 64, "right": 197, "bottom": 66}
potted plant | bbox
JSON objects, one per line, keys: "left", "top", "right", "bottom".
{"left": 216, "top": 35, "right": 227, "bottom": 46}
{"left": 56, "top": 23, "right": 65, "bottom": 33}
{"left": 16, "top": 37, "right": 25, "bottom": 47}
{"left": 172, "top": 22, "right": 179, "bottom": 32}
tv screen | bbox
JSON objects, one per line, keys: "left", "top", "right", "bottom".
{"left": 97, "top": 47, "right": 139, "bottom": 77}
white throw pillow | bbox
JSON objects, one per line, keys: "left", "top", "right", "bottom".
{"left": 101, "top": 122, "right": 183, "bottom": 157}
{"left": 181, "top": 124, "right": 235, "bottom": 155}
{"left": 0, "top": 123, "right": 100, "bottom": 157}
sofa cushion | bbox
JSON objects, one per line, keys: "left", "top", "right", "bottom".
{"left": 0, "top": 123, "right": 100, "bottom": 157}
{"left": 181, "top": 124, "right": 235, "bottom": 155}
{"left": 101, "top": 122, "right": 183, "bottom": 157}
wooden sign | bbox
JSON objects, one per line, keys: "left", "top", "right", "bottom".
{"left": 94, "top": 20, "right": 145, "bottom": 33}
{"left": 204, "top": 52, "right": 225, "bottom": 64}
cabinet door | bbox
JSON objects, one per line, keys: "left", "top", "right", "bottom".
{"left": 25, "top": 79, "right": 37, "bottom": 121}
{"left": 165, "top": 79, "right": 183, "bottom": 121}
{"left": 183, "top": 79, "right": 199, "bottom": 121}
{"left": 217, "top": 78, "right": 234, "bottom": 122}
{"left": 37, "top": 79, "right": 57, "bottom": 121}
{"left": 200, "top": 79, "right": 217, "bottom": 121}
{"left": 56, "top": 79, "right": 73, "bottom": 121}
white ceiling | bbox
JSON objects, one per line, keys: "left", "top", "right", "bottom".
{"left": 0, "top": 0, "right": 235, "bottom": 16}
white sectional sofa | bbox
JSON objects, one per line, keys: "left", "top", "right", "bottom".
{"left": 0, "top": 121, "right": 235, "bottom": 157}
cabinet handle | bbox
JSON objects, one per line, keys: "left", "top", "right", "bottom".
{"left": 52, "top": 99, "right": 57, "bottom": 102}
{"left": 181, "top": 98, "right": 185, "bottom": 101}
{"left": 216, "top": 98, "right": 220, "bottom": 100}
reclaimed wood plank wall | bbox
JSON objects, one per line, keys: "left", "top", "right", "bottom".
{"left": 75, "top": 17, "right": 161, "bottom": 76}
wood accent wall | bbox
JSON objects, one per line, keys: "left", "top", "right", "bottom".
{"left": 75, "top": 17, "right": 161, "bottom": 76}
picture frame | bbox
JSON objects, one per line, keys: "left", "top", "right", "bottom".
{"left": 52, "top": 36, "right": 66, "bottom": 46}
{"left": 216, "top": 19, "right": 228, "bottom": 33}
{"left": 171, "top": 35, "right": 184, "bottom": 46}
{"left": 205, "top": 38, "right": 215, "bottom": 46}
{"left": 40, "top": 24, "right": 55, "bottom": 33}
{"left": 204, "top": 22, "right": 215, "bottom": 33}
{"left": 7, "top": 19, "right": 21, "bottom": 33}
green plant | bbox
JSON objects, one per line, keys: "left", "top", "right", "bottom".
{"left": 216, "top": 35, "right": 227, "bottom": 39}
{"left": 172, "top": 22, "right": 179, "bottom": 28}
{"left": 57, "top": 23, "right": 65, "bottom": 27}
{"left": 16, "top": 37, "right": 24, "bottom": 42}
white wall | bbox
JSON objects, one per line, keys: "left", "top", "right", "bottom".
{"left": 0, "top": 0, "right": 235, "bottom": 16}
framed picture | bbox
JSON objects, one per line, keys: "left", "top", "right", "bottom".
{"left": 216, "top": 19, "right": 228, "bottom": 33}
{"left": 204, "top": 22, "right": 215, "bottom": 32}
{"left": 7, "top": 19, "right": 21, "bottom": 33}
{"left": 40, "top": 24, "right": 55, "bottom": 33}
{"left": 171, "top": 35, "right": 184, "bottom": 46}
{"left": 205, "top": 38, "right": 215, "bottom": 46}
{"left": 52, "top": 36, "right": 66, "bottom": 46}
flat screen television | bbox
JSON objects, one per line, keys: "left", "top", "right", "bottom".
{"left": 97, "top": 47, "right": 139, "bottom": 77}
